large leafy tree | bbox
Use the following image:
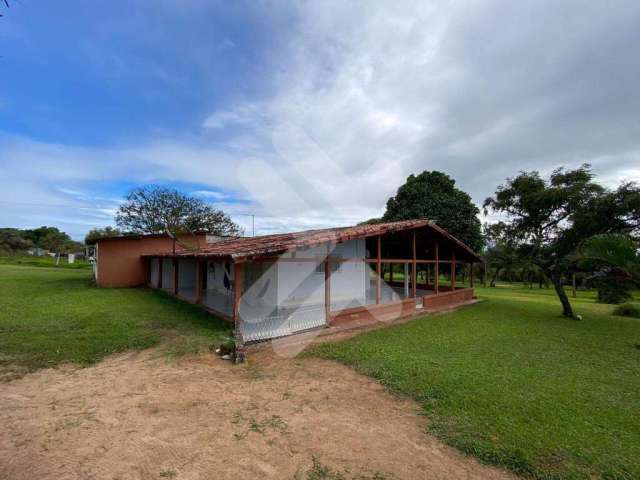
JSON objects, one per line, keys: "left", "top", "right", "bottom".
{"left": 383, "top": 171, "right": 483, "bottom": 251}
{"left": 484, "top": 164, "right": 640, "bottom": 317}
{"left": 115, "top": 186, "right": 242, "bottom": 237}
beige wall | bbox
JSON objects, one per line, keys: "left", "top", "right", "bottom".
{"left": 96, "top": 234, "right": 206, "bottom": 288}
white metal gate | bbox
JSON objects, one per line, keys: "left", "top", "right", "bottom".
{"left": 239, "top": 304, "right": 326, "bottom": 342}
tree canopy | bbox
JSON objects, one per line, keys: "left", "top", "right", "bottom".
{"left": 22, "top": 226, "right": 82, "bottom": 253}
{"left": 0, "top": 228, "right": 34, "bottom": 255}
{"left": 84, "top": 226, "right": 123, "bottom": 245}
{"left": 0, "top": 226, "right": 82, "bottom": 254}
{"left": 484, "top": 164, "right": 640, "bottom": 317}
{"left": 115, "top": 186, "right": 242, "bottom": 237}
{"left": 383, "top": 171, "right": 483, "bottom": 251}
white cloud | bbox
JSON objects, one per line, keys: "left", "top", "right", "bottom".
{"left": 213, "top": 0, "right": 640, "bottom": 219}
{"left": 202, "top": 103, "right": 265, "bottom": 130}
{"left": 4, "top": 0, "right": 640, "bottom": 239}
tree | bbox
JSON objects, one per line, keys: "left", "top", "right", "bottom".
{"left": 483, "top": 224, "right": 521, "bottom": 287}
{"left": 22, "top": 226, "right": 74, "bottom": 253}
{"left": 115, "top": 186, "right": 242, "bottom": 237}
{"left": 484, "top": 164, "right": 640, "bottom": 317}
{"left": 84, "top": 227, "right": 123, "bottom": 245}
{"left": 358, "top": 217, "right": 383, "bottom": 225}
{"left": 576, "top": 234, "right": 640, "bottom": 304}
{"left": 383, "top": 171, "right": 483, "bottom": 251}
{"left": 0, "top": 228, "right": 33, "bottom": 255}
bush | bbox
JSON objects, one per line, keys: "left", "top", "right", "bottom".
{"left": 612, "top": 303, "right": 640, "bottom": 319}
{"left": 593, "top": 278, "right": 634, "bottom": 304}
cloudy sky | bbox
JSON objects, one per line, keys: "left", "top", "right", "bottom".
{"left": 1, "top": 1, "right": 639, "bottom": 239}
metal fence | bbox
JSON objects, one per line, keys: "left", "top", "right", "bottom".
{"left": 240, "top": 304, "right": 326, "bottom": 342}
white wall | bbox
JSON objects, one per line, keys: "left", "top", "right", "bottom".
{"left": 331, "top": 238, "right": 367, "bottom": 258}
{"left": 275, "top": 239, "right": 367, "bottom": 309}
{"left": 177, "top": 259, "right": 196, "bottom": 296}
{"left": 330, "top": 261, "right": 368, "bottom": 309}
{"left": 276, "top": 260, "right": 324, "bottom": 307}
{"left": 241, "top": 261, "right": 279, "bottom": 319}
{"left": 206, "top": 261, "right": 233, "bottom": 294}
{"left": 161, "top": 258, "right": 174, "bottom": 291}
{"left": 149, "top": 258, "right": 160, "bottom": 287}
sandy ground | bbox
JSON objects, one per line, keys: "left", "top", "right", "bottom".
{"left": 0, "top": 346, "right": 515, "bottom": 480}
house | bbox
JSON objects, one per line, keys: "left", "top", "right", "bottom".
{"left": 95, "top": 219, "right": 482, "bottom": 343}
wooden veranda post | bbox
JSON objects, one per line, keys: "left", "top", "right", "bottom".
{"left": 412, "top": 231, "right": 417, "bottom": 298}
{"left": 195, "top": 260, "right": 203, "bottom": 304}
{"left": 324, "top": 258, "right": 331, "bottom": 324}
{"left": 483, "top": 262, "right": 488, "bottom": 288}
{"left": 173, "top": 259, "right": 179, "bottom": 295}
{"left": 376, "top": 235, "right": 381, "bottom": 304}
{"left": 470, "top": 262, "right": 474, "bottom": 288}
{"left": 434, "top": 241, "right": 439, "bottom": 295}
{"left": 451, "top": 253, "right": 456, "bottom": 291}
{"left": 158, "top": 257, "right": 163, "bottom": 289}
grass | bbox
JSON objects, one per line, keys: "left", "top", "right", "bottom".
{"left": 0, "top": 264, "right": 231, "bottom": 380}
{"left": 0, "top": 254, "right": 92, "bottom": 269}
{"left": 310, "top": 283, "right": 640, "bottom": 480}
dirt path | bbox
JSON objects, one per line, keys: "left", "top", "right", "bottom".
{"left": 0, "top": 348, "right": 515, "bottom": 480}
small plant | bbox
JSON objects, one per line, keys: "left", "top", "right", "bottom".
{"left": 612, "top": 303, "right": 640, "bottom": 318}
{"left": 159, "top": 469, "right": 176, "bottom": 479}
{"left": 248, "top": 416, "right": 265, "bottom": 434}
{"left": 295, "top": 455, "right": 389, "bottom": 480}
{"left": 305, "top": 455, "right": 345, "bottom": 480}
{"left": 247, "top": 414, "right": 288, "bottom": 435}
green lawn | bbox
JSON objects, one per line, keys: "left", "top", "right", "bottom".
{"left": 0, "top": 264, "right": 231, "bottom": 380}
{"left": 310, "top": 284, "right": 640, "bottom": 480}
{"left": 0, "top": 254, "right": 92, "bottom": 269}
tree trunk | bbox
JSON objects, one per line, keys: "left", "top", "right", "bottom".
{"left": 490, "top": 267, "right": 501, "bottom": 288}
{"left": 551, "top": 273, "right": 575, "bottom": 318}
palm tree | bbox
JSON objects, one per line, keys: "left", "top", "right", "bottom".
{"left": 575, "top": 234, "right": 640, "bottom": 303}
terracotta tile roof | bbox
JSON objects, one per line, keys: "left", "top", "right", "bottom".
{"left": 147, "top": 219, "right": 482, "bottom": 262}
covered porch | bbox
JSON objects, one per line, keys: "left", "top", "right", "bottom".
{"left": 144, "top": 220, "right": 482, "bottom": 343}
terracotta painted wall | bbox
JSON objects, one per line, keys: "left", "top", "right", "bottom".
{"left": 96, "top": 234, "right": 206, "bottom": 288}
{"left": 422, "top": 288, "right": 474, "bottom": 310}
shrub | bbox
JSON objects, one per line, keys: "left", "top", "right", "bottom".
{"left": 592, "top": 277, "right": 634, "bottom": 304}
{"left": 612, "top": 303, "right": 640, "bottom": 319}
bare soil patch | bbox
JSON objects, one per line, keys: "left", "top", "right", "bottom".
{"left": 0, "top": 348, "right": 515, "bottom": 480}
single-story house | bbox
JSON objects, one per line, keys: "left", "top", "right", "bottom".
{"left": 94, "top": 219, "right": 482, "bottom": 343}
